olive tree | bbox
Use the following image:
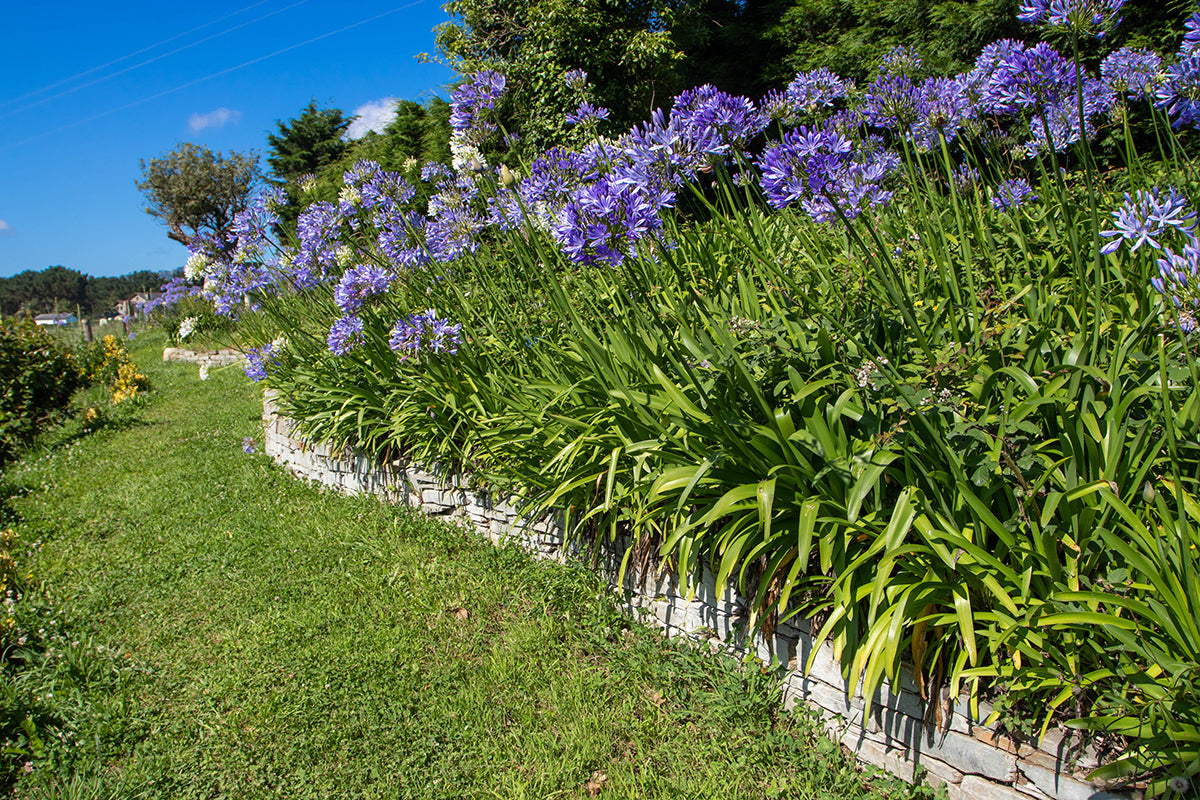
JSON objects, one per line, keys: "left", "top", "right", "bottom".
{"left": 136, "top": 143, "right": 259, "bottom": 248}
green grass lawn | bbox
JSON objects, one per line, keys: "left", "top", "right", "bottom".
{"left": 0, "top": 330, "right": 933, "bottom": 800}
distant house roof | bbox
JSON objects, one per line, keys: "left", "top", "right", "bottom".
{"left": 34, "top": 313, "right": 77, "bottom": 326}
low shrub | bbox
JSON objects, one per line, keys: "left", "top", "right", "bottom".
{"left": 0, "top": 319, "right": 85, "bottom": 466}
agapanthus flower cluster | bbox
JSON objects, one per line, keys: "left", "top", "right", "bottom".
{"left": 1018, "top": 0, "right": 1125, "bottom": 37}
{"left": 177, "top": 316, "right": 198, "bottom": 340}
{"left": 328, "top": 314, "right": 365, "bottom": 356}
{"left": 879, "top": 46, "right": 924, "bottom": 77}
{"left": 1156, "top": 56, "right": 1200, "bottom": 128}
{"left": 566, "top": 101, "right": 611, "bottom": 126}
{"left": 553, "top": 176, "right": 669, "bottom": 266}
{"left": 1101, "top": 47, "right": 1163, "bottom": 99}
{"left": 425, "top": 169, "right": 487, "bottom": 262}
{"left": 1098, "top": 187, "right": 1200, "bottom": 328}
{"left": 862, "top": 73, "right": 925, "bottom": 131}
{"left": 230, "top": 188, "right": 285, "bottom": 259}
{"left": 761, "top": 68, "right": 854, "bottom": 123}
{"left": 1153, "top": 246, "right": 1200, "bottom": 328}
{"left": 953, "top": 164, "right": 981, "bottom": 193}
{"left": 449, "top": 69, "right": 507, "bottom": 144}
{"left": 493, "top": 147, "right": 594, "bottom": 231}
{"left": 143, "top": 276, "right": 201, "bottom": 314}
{"left": 334, "top": 264, "right": 394, "bottom": 315}
{"left": 244, "top": 341, "right": 281, "bottom": 382}
{"left": 991, "top": 177, "right": 1039, "bottom": 210}
{"left": 184, "top": 250, "right": 211, "bottom": 281}
{"left": 1100, "top": 187, "right": 1197, "bottom": 254}
{"left": 564, "top": 69, "right": 589, "bottom": 90}
{"left": 389, "top": 309, "right": 463, "bottom": 358}
{"left": 913, "top": 76, "right": 977, "bottom": 149}
{"left": 610, "top": 87, "right": 766, "bottom": 198}
{"left": 340, "top": 160, "right": 415, "bottom": 224}
{"left": 294, "top": 201, "right": 343, "bottom": 288}
{"left": 756, "top": 123, "right": 898, "bottom": 224}
{"left": 968, "top": 40, "right": 1114, "bottom": 152}
{"left": 974, "top": 42, "right": 1081, "bottom": 116}
{"left": 1024, "top": 77, "right": 1115, "bottom": 154}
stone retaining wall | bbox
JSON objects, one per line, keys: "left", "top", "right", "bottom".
{"left": 262, "top": 390, "right": 1132, "bottom": 800}
{"left": 162, "top": 347, "right": 245, "bottom": 368}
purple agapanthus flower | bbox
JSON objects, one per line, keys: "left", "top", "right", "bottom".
{"left": 377, "top": 211, "right": 430, "bottom": 269}
{"left": 494, "top": 146, "right": 594, "bottom": 230}
{"left": 1152, "top": 245, "right": 1200, "bottom": 312}
{"left": 670, "top": 85, "right": 768, "bottom": 158}
{"left": 756, "top": 123, "right": 897, "bottom": 224}
{"left": 294, "top": 201, "right": 343, "bottom": 288}
{"left": 1025, "top": 76, "right": 1115, "bottom": 154}
{"left": 564, "top": 69, "right": 589, "bottom": 90}
{"left": 761, "top": 68, "right": 855, "bottom": 123}
{"left": 553, "top": 176, "right": 670, "bottom": 266}
{"left": 1156, "top": 56, "right": 1200, "bottom": 128}
{"left": 242, "top": 437, "right": 257, "bottom": 454}
{"left": 333, "top": 264, "right": 394, "bottom": 315}
{"left": 879, "top": 45, "right": 924, "bottom": 76}
{"left": 1101, "top": 47, "right": 1163, "bottom": 99}
{"left": 991, "top": 178, "right": 1039, "bottom": 210}
{"left": 1100, "top": 187, "right": 1197, "bottom": 255}
{"left": 1018, "top": 0, "right": 1125, "bottom": 37}
{"left": 144, "top": 276, "right": 201, "bottom": 314}
{"left": 976, "top": 42, "right": 1080, "bottom": 117}
{"left": 244, "top": 342, "right": 279, "bottom": 382}
{"left": 953, "top": 164, "right": 981, "bottom": 193}
{"left": 566, "top": 101, "right": 611, "bottom": 126}
{"left": 450, "top": 69, "right": 507, "bottom": 144}
{"left": 327, "top": 315, "right": 365, "bottom": 356}
{"left": 1183, "top": 7, "right": 1200, "bottom": 57}
{"left": 912, "top": 75, "right": 976, "bottom": 150}
{"left": 862, "top": 73, "right": 925, "bottom": 131}
{"left": 389, "top": 310, "right": 463, "bottom": 358}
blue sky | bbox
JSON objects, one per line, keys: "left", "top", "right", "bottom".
{"left": 0, "top": 0, "right": 456, "bottom": 279}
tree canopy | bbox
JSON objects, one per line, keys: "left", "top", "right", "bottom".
{"left": 434, "top": 0, "right": 689, "bottom": 158}
{"left": 0, "top": 266, "right": 164, "bottom": 317}
{"left": 136, "top": 143, "right": 259, "bottom": 249}
{"left": 266, "top": 101, "right": 352, "bottom": 183}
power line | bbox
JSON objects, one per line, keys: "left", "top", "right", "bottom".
{"left": 0, "top": 0, "right": 431, "bottom": 153}
{"left": 0, "top": 0, "right": 277, "bottom": 111}
{"left": 0, "top": 0, "right": 310, "bottom": 122}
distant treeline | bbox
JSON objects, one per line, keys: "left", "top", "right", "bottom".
{"left": 0, "top": 265, "right": 169, "bottom": 318}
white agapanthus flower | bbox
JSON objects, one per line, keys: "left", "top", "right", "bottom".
{"left": 450, "top": 135, "right": 487, "bottom": 173}
{"left": 177, "top": 316, "right": 198, "bottom": 340}
{"left": 198, "top": 363, "right": 210, "bottom": 381}
{"left": 184, "top": 252, "right": 211, "bottom": 281}
{"left": 338, "top": 185, "right": 362, "bottom": 207}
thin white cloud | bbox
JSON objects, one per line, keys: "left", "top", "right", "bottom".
{"left": 347, "top": 97, "right": 397, "bottom": 140}
{"left": 188, "top": 107, "right": 242, "bottom": 132}
{"left": 0, "top": 219, "right": 10, "bottom": 235}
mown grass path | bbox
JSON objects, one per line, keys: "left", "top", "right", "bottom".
{"left": 2, "top": 333, "right": 929, "bottom": 800}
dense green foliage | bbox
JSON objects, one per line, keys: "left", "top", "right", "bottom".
{"left": 0, "top": 265, "right": 164, "bottom": 317}
{"left": 231, "top": 28, "right": 1200, "bottom": 798}
{"left": 0, "top": 332, "right": 928, "bottom": 799}
{"left": 266, "top": 101, "right": 352, "bottom": 183}
{"left": 434, "top": 0, "right": 688, "bottom": 158}
{"left": 0, "top": 318, "right": 85, "bottom": 466}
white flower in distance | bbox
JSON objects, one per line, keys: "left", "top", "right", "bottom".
{"left": 178, "top": 317, "right": 198, "bottom": 340}
{"left": 198, "top": 363, "right": 210, "bottom": 381}
{"left": 184, "top": 252, "right": 211, "bottom": 280}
